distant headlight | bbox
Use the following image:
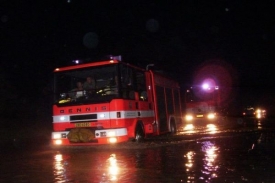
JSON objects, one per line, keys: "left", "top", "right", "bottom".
{"left": 207, "top": 113, "right": 215, "bottom": 119}
{"left": 256, "top": 109, "right": 262, "bottom": 118}
{"left": 185, "top": 115, "right": 193, "bottom": 121}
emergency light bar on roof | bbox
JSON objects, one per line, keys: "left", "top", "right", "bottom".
{"left": 72, "top": 59, "right": 83, "bottom": 64}
{"left": 54, "top": 59, "right": 121, "bottom": 72}
{"left": 69, "top": 55, "right": 122, "bottom": 66}
{"left": 109, "top": 55, "right": 122, "bottom": 61}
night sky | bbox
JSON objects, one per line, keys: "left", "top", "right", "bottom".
{"left": 1, "top": 1, "right": 275, "bottom": 110}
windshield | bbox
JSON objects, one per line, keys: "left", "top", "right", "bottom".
{"left": 185, "top": 86, "right": 219, "bottom": 104}
{"left": 54, "top": 64, "right": 120, "bottom": 106}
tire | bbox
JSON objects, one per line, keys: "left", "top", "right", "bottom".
{"left": 170, "top": 121, "right": 177, "bottom": 135}
{"left": 134, "top": 124, "right": 145, "bottom": 142}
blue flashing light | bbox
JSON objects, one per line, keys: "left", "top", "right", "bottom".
{"left": 72, "top": 60, "right": 82, "bottom": 64}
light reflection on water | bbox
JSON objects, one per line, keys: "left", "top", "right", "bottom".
{"left": 107, "top": 154, "right": 119, "bottom": 181}
{"left": 184, "top": 141, "right": 219, "bottom": 182}
{"left": 50, "top": 147, "right": 188, "bottom": 182}
{"left": 201, "top": 141, "right": 219, "bottom": 181}
{"left": 53, "top": 151, "right": 124, "bottom": 182}
{"left": 51, "top": 139, "right": 220, "bottom": 182}
{"left": 184, "top": 151, "right": 196, "bottom": 182}
{"left": 206, "top": 124, "right": 217, "bottom": 134}
{"left": 180, "top": 123, "right": 218, "bottom": 135}
{"left": 53, "top": 153, "right": 70, "bottom": 183}
{"left": 51, "top": 142, "right": 220, "bottom": 182}
{"left": 2, "top": 130, "right": 274, "bottom": 182}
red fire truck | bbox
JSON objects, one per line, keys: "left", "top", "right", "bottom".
{"left": 184, "top": 81, "right": 221, "bottom": 123}
{"left": 51, "top": 56, "right": 183, "bottom": 145}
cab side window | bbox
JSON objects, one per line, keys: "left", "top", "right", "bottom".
{"left": 120, "top": 65, "right": 147, "bottom": 100}
{"left": 136, "top": 71, "right": 147, "bottom": 101}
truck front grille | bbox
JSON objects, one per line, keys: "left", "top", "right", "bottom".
{"left": 70, "top": 114, "right": 97, "bottom": 122}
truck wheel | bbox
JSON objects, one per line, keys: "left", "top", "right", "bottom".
{"left": 170, "top": 121, "right": 177, "bottom": 135}
{"left": 134, "top": 124, "right": 144, "bottom": 142}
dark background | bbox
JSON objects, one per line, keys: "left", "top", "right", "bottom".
{"left": 1, "top": 0, "right": 275, "bottom": 119}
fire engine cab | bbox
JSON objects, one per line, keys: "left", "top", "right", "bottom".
{"left": 184, "top": 82, "right": 221, "bottom": 123}
{"left": 51, "top": 56, "right": 183, "bottom": 145}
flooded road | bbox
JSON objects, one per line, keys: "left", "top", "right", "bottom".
{"left": 1, "top": 119, "right": 275, "bottom": 183}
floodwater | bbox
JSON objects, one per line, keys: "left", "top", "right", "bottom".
{"left": 1, "top": 119, "right": 275, "bottom": 183}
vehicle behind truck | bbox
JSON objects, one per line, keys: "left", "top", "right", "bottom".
{"left": 184, "top": 83, "right": 221, "bottom": 123}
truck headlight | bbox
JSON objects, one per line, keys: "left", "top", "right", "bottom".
{"left": 53, "top": 133, "right": 61, "bottom": 139}
{"left": 54, "top": 139, "right": 62, "bottom": 145}
{"left": 107, "top": 131, "right": 116, "bottom": 137}
{"left": 207, "top": 113, "right": 215, "bottom": 119}
{"left": 185, "top": 115, "right": 193, "bottom": 121}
